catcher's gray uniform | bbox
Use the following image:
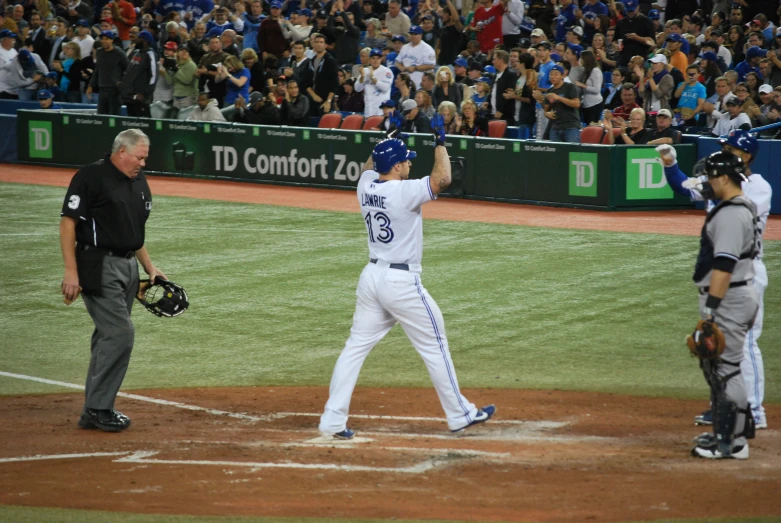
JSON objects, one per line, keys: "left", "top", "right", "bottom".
{"left": 693, "top": 196, "right": 759, "bottom": 457}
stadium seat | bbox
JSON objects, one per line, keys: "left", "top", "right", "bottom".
{"left": 487, "top": 119, "right": 507, "bottom": 138}
{"left": 340, "top": 114, "right": 364, "bottom": 130}
{"left": 318, "top": 113, "right": 343, "bottom": 129}
{"left": 601, "top": 128, "right": 622, "bottom": 144}
{"left": 580, "top": 125, "right": 607, "bottom": 144}
{"left": 363, "top": 115, "right": 384, "bottom": 130}
{"left": 176, "top": 105, "right": 195, "bottom": 121}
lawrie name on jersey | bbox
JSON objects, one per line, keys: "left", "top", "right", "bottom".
{"left": 363, "top": 193, "right": 388, "bottom": 209}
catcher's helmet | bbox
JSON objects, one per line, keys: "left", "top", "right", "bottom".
{"left": 372, "top": 138, "right": 417, "bottom": 174}
{"left": 136, "top": 277, "right": 189, "bottom": 317}
{"left": 700, "top": 150, "right": 747, "bottom": 184}
{"left": 718, "top": 129, "right": 759, "bottom": 158}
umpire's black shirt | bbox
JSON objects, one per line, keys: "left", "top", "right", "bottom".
{"left": 61, "top": 155, "right": 152, "bottom": 252}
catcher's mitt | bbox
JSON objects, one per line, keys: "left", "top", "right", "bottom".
{"left": 136, "top": 277, "right": 189, "bottom": 318}
{"left": 686, "top": 320, "right": 725, "bottom": 360}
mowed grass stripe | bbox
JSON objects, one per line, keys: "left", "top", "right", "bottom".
{"left": 1, "top": 182, "right": 779, "bottom": 402}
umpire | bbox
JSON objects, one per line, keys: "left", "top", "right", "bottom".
{"left": 689, "top": 150, "right": 759, "bottom": 460}
{"left": 60, "top": 129, "right": 165, "bottom": 432}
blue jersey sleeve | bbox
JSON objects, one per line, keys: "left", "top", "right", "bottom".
{"left": 664, "top": 163, "right": 703, "bottom": 201}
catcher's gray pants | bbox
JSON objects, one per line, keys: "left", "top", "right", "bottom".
{"left": 81, "top": 256, "right": 139, "bottom": 411}
{"left": 698, "top": 283, "right": 759, "bottom": 449}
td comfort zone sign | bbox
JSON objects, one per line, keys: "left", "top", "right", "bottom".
{"left": 568, "top": 152, "right": 597, "bottom": 197}
{"left": 626, "top": 148, "right": 673, "bottom": 200}
{"left": 29, "top": 120, "right": 53, "bottom": 159}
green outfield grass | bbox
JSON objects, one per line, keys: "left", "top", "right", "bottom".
{"left": 1, "top": 182, "right": 779, "bottom": 403}
{"left": 0, "top": 506, "right": 778, "bottom": 523}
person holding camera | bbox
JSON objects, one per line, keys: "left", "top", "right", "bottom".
{"left": 281, "top": 78, "right": 309, "bottom": 126}
{"left": 202, "top": 6, "right": 244, "bottom": 36}
{"left": 154, "top": 41, "right": 178, "bottom": 104}
{"left": 233, "top": 89, "right": 281, "bottom": 124}
{"left": 328, "top": 4, "right": 361, "bottom": 66}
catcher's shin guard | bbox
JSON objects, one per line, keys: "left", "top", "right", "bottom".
{"left": 714, "top": 399, "right": 738, "bottom": 456}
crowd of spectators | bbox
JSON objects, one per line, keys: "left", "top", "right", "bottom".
{"left": 0, "top": 0, "right": 780, "bottom": 139}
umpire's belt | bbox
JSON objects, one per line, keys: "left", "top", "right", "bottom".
{"left": 81, "top": 244, "right": 136, "bottom": 259}
{"left": 698, "top": 280, "right": 748, "bottom": 295}
{"left": 370, "top": 258, "right": 409, "bottom": 271}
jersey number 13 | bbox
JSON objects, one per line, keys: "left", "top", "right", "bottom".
{"left": 364, "top": 211, "right": 394, "bottom": 243}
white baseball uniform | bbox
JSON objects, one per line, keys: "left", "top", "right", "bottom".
{"left": 665, "top": 159, "right": 771, "bottom": 427}
{"left": 355, "top": 64, "right": 393, "bottom": 117}
{"left": 319, "top": 169, "right": 480, "bottom": 434}
{"left": 397, "top": 41, "right": 436, "bottom": 89}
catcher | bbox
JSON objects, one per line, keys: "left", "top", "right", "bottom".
{"left": 686, "top": 151, "right": 759, "bottom": 460}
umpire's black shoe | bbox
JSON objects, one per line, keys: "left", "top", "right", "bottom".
{"left": 79, "top": 409, "right": 131, "bottom": 432}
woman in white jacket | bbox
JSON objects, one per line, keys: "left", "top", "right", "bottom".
{"left": 572, "top": 50, "right": 603, "bottom": 124}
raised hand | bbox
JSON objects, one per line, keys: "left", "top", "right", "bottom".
{"left": 386, "top": 111, "right": 404, "bottom": 138}
{"left": 431, "top": 113, "right": 446, "bottom": 146}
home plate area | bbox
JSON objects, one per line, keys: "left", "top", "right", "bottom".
{"left": 1, "top": 388, "right": 781, "bottom": 521}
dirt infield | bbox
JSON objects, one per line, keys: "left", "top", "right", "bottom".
{"left": 0, "top": 388, "right": 780, "bottom": 522}
{"left": 2, "top": 165, "right": 781, "bottom": 521}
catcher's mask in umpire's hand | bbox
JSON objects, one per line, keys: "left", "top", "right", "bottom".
{"left": 136, "top": 277, "right": 189, "bottom": 317}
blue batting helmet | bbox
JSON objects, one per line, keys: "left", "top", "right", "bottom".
{"left": 372, "top": 138, "right": 417, "bottom": 174}
{"left": 719, "top": 129, "right": 758, "bottom": 158}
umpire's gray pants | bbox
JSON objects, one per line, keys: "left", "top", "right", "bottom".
{"left": 81, "top": 256, "right": 139, "bottom": 410}
{"left": 698, "top": 284, "right": 759, "bottom": 449}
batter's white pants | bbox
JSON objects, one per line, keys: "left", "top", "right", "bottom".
{"left": 319, "top": 262, "right": 479, "bottom": 434}
{"left": 743, "top": 259, "right": 767, "bottom": 424}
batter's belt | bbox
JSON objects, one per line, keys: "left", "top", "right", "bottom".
{"left": 370, "top": 258, "right": 409, "bottom": 271}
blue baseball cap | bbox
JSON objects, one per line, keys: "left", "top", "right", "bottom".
{"left": 76, "top": 18, "right": 90, "bottom": 27}
{"left": 476, "top": 76, "right": 492, "bottom": 85}
{"left": 453, "top": 57, "right": 468, "bottom": 68}
{"left": 370, "top": 48, "right": 383, "bottom": 57}
{"left": 550, "top": 52, "right": 562, "bottom": 62}
{"left": 648, "top": 9, "right": 660, "bottom": 20}
{"left": 137, "top": 30, "right": 155, "bottom": 45}
{"left": 99, "top": 30, "right": 116, "bottom": 39}
{"left": 567, "top": 43, "right": 583, "bottom": 58}
{"left": 699, "top": 51, "right": 718, "bottom": 62}
{"left": 483, "top": 65, "right": 496, "bottom": 74}
{"left": 409, "top": 25, "right": 423, "bottom": 35}
{"left": 550, "top": 64, "right": 565, "bottom": 75}
{"left": 379, "top": 99, "right": 396, "bottom": 108}
{"left": 372, "top": 138, "right": 416, "bottom": 173}
{"left": 45, "top": 71, "right": 59, "bottom": 79}
{"left": 296, "top": 8, "right": 312, "bottom": 16}
{"left": 666, "top": 33, "right": 683, "bottom": 43}
{"left": 270, "top": 1, "right": 282, "bottom": 8}
{"left": 0, "top": 29, "right": 17, "bottom": 39}
{"left": 746, "top": 46, "right": 767, "bottom": 59}
{"left": 18, "top": 49, "right": 32, "bottom": 63}
{"left": 391, "top": 34, "right": 406, "bottom": 43}
{"left": 624, "top": 0, "right": 638, "bottom": 11}
{"left": 37, "top": 89, "right": 54, "bottom": 100}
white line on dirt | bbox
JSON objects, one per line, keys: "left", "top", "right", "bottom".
{"left": 276, "top": 411, "right": 535, "bottom": 426}
{"left": 0, "top": 371, "right": 266, "bottom": 422}
{"left": 0, "top": 452, "right": 130, "bottom": 463}
{"left": 115, "top": 451, "right": 440, "bottom": 474}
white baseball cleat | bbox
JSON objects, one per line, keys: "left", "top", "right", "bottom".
{"left": 692, "top": 444, "right": 749, "bottom": 460}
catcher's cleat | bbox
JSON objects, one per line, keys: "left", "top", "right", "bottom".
{"left": 451, "top": 405, "right": 496, "bottom": 433}
{"left": 692, "top": 443, "right": 749, "bottom": 460}
{"left": 695, "top": 409, "right": 713, "bottom": 426}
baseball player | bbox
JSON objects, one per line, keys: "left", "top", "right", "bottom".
{"left": 319, "top": 116, "right": 495, "bottom": 439}
{"left": 355, "top": 48, "right": 393, "bottom": 117}
{"left": 676, "top": 150, "right": 759, "bottom": 459}
{"left": 657, "top": 130, "right": 771, "bottom": 430}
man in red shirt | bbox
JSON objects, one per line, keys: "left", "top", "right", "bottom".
{"left": 110, "top": 0, "right": 137, "bottom": 50}
{"left": 611, "top": 83, "right": 641, "bottom": 121}
{"left": 470, "top": 0, "right": 510, "bottom": 54}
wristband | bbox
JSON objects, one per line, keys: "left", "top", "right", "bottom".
{"left": 705, "top": 294, "right": 722, "bottom": 310}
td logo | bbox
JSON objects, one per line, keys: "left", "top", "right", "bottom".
{"left": 626, "top": 149, "right": 673, "bottom": 199}
{"left": 568, "top": 152, "right": 597, "bottom": 197}
{"left": 29, "top": 121, "right": 52, "bottom": 159}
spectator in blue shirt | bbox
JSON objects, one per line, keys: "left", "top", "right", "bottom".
{"left": 580, "top": 0, "right": 608, "bottom": 44}
{"left": 221, "top": 54, "right": 250, "bottom": 106}
{"left": 675, "top": 64, "right": 707, "bottom": 126}
{"left": 554, "top": 0, "right": 580, "bottom": 44}
{"left": 733, "top": 46, "right": 766, "bottom": 83}
{"left": 241, "top": 0, "right": 266, "bottom": 52}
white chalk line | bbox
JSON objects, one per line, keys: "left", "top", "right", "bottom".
{"left": 0, "top": 450, "right": 441, "bottom": 474}
{"left": 0, "top": 371, "right": 534, "bottom": 427}
{"left": 0, "top": 371, "right": 265, "bottom": 422}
